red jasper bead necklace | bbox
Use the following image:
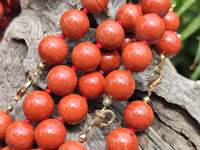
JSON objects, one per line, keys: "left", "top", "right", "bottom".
{"left": 0, "top": 0, "right": 182, "bottom": 150}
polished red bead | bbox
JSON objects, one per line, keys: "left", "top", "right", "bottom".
{"left": 163, "top": 11, "right": 180, "bottom": 31}
{"left": 106, "top": 127, "right": 138, "bottom": 150}
{"left": 135, "top": 14, "right": 165, "bottom": 44}
{"left": 123, "top": 101, "right": 154, "bottom": 131}
{"left": 81, "top": 0, "right": 109, "bottom": 14}
{"left": 154, "top": 31, "right": 181, "bottom": 57}
{"left": 119, "top": 34, "right": 135, "bottom": 53}
{"left": 116, "top": 4, "right": 143, "bottom": 33}
{"left": 0, "top": 14, "right": 13, "bottom": 31}
{"left": 35, "top": 119, "right": 66, "bottom": 150}
{"left": 141, "top": 0, "right": 170, "bottom": 18}
{"left": 38, "top": 35, "right": 68, "bottom": 65}
{"left": 71, "top": 42, "right": 101, "bottom": 72}
{"left": 78, "top": 72, "right": 104, "bottom": 99}
{"left": 137, "top": 3, "right": 142, "bottom": 11}
{"left": 1, "top": 146, "right": 10, "bottom": 150}
{"left": 58, "top": 94, "right": 88, "bottom": 125}
{"left": 23, "top": 91, "right": 54, "bottom": 122}
{"left": 0, "top": 111, "right": 13, "bottom": 140}
{"left": 60, "top": 9, "right": 89, "bottom": 39}
{"left": 99, "top": 51, "right": 121, "bottom": 74}
{"left": 58, "top": 141, "right": 87, "bottom": 150}
{"left": 104, "top": 70, "right": 135, "bottom": 101}
{"left": 0, "top": 2, "right": 4, "bottom": 20}
{"left": 5, "top": 121, "right": 34, "bottom": 150}
{"left": 122, "top": 42, "right": 152, "bottom": 72}
{"left": 96, "top": 21, "right": 125, "bottom": 50}
{"left": 47, "top": 65, "right": 77, "bottom": 96}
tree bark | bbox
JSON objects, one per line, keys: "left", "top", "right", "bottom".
{"left": 0, "top": 0, "right": 199, "bottom": 149}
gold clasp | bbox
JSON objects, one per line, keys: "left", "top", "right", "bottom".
{"left": 143, "top": 54, "right": 165, "bottom": 103}
{"left": 5, "top": 61, "right": 46, "bottom": 113}
{"left": 14, "top": 80, "right": 32, "bottom": 101}
{"left": 79, "top": 97, "right": 115, "bottom": 143}
{"left": 93, "top": 109, "right": 115, "bottom": 127}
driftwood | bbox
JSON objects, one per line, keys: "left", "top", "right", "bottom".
{"left": 0, "top": 0, "right": 199, "bottom": 149}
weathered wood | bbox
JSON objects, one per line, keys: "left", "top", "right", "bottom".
{"left": 0, "top": 0, "right": 199, "bottom": 149}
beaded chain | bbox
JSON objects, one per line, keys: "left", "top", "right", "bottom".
{"left": 0, "top": 0, "right": 181, "bottom": 149}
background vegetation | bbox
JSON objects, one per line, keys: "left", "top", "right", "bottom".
{"left": 170, "top": 0, "right": 200, "bottom": 80}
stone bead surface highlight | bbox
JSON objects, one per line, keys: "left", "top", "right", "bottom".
{"left": 35, "top": 119, "right": 66, "bottom": 150}
{"left": 106, "top": 127, "right": 138, "bottom": 150}
{"left": 5, "top": 121, "right": 34, "bottom": 150}
{"left": 38, "top": 35, "right": 68, "bottom": 65}
{"left": 81, "top": 0, "right": 109, "bottom": 14}
{"left": 122, "top": 42, "right": 153, "bottom": 72}
{"left": 99, "top": 51, "right": 121, "bottom": 74}
{"left": 58, "top": 141, "right": 87, "bottom": 150}
{"left": 60, "top": 9, "right": 89, "bottom": 39}
{"left": 47, "top": 65, "right": 77, "bottom": 96}
{"left": 71, "top": 42, "right": 101, "bottom": 72}
{"left": 104, "top": 70, "right": 135, "bottom": 101}
{"left": 116, "top": 4, "right": 143, "bottom": 32}
{"left": 23, "top": 91, "right": 54, "bottom": 122}
{"left": 135, "top": 14, "right": 165, "bottom": 44}
{"left": 123, "top": 101, "right": 154, "bottom": 131}
{"left": 142, "top": 0, "right": 170, "bottom": 18}
{"left": 0, "top": 2, "right": 3, "bottom": 20}
{"left": 58, "top": 94, "right": 88, "bottom": 125}
{"left": 119, "top": 34, "right": 135, "bottom": 53}
{"left": 163, "top": 11, "right": 180, "bottom": 31}
{"left": 0, "top": 111, "right": 13, "bottom": 140}
{"left": 154, "top": 31, "right": 181, "bottom": 57}
{"left": 78, "top": 72, "right": 104, "bottom": 100}
{"left": 96, "top": 21, "right": 125, "bottom": 50}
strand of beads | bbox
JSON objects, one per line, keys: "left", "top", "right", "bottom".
{"left": 106, "top": 1, "right": 181, "bottom": 150}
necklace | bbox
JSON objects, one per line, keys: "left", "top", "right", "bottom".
{"left": 0, "top": 0, "right": 182, "bottom": 149}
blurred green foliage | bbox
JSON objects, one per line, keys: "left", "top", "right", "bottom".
{"left": 170, "top": 0, "right": 200, "bottom": 80}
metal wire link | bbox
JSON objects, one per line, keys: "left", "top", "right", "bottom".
{"left": 79, "top": 97, "right": 115, "bottom": 143}
{"left": 6, "top": 61, "right": 46, "bottom": 113}
{"left": 143, "top": 54, "right": 165, "bottom": 103}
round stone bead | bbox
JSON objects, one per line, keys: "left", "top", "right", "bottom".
{"left": 106, "top": 127, "right": 138, "bottom": 150}
{"left": 123, "top": 101, "right": 154, "bottom": 131}
{"left": 142, "top": 0, "right": 170, "bottom": 18}
{"left": 122, "top": 42, "right": 153, "bottom": 72}
{"left": 81, "top": 0, "right": 109, "bottom": 14}
{"left": 1, "top": 146, "right": 10, "bottom": 150}
{"left": 99, "top": 51, "right": 121, "bottom": 74}
{"left": 58, "top": 141, "right": 87, "bottom": 150}
{"left": 47, "top": 65, "right": 77, "bottom": 96}
{"left": 104, "top": 70, "right": 135, "bottom": 101}
{"left": 57, "top": 94, "right": 88, "bottom": 125}
{"left": 0, "top": 2, "right": 4, "bottom": 20}
{"left": 60, "top": 9, "right": 89, "bottom": 39}
{"left": 35, "top": 119, "right": 66, "bottom": 150}
{"left": 78, "top": 72, "right": 104, "bottom": 100}
{"left": 5, "top": 121, "right": 34, "bottom": 150}
{"left": 116, "top": 4, "right": 143, "bottom": 32}
{"left": 119, "top": 34, "right": 135, "bottom": 53}
{"left": 163, "top": 11, "right": 180, "bottom": 31}
{"left": 135, "top": 14, "right": 165, "bottom": 44}
{"left": 96, "top": 21, "right": 125, "bottom": 50}
{"left": 71, "top": 42, "right": 101, "bottom": 72}
{"left": 38, "top": 35, "right": 68, "bottom": 65}
{"left": 154, "top": 31, "right": 181, "bottom": 57}
{"left": 0, "top": 111, "right": 13, "bottom": 140}
{"left": 23, "top": 91, "right": 54, "bottom": 122}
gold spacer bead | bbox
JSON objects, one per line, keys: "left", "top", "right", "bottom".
{"left": 143, "top": 96, "right": 150, "bottom": 103}
{"left": 79, "top": 133, "right": 87, "bottom": 143}
{"left": 160, "top": 54, "right": 165, "bottom": 62}
{"left": 103, "top": 97, "right": 112, "bottom": 107}
{"left": 37, "top": 62, "right": 46, "bottom": 70}
{"left": 6, "top": 105, "right": 13, "bottom": 113}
